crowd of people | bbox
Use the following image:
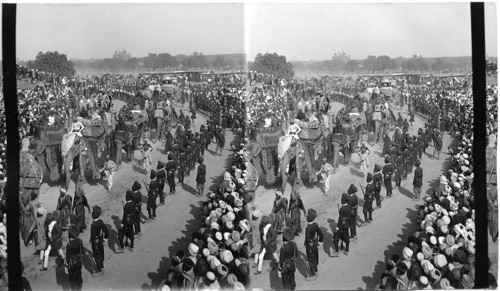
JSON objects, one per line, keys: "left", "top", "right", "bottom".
{"left": 1, "top": 65, "right": 252, "bottom": 289}
{"left": 0, "top": 62, "right": 496, "bottom": 290}
{"left": 379, "top": 80, "right": 497, "bottom": 289}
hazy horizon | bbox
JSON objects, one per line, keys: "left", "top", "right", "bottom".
{"left": 1, "top": 3, "right": 497, "bottom": 63}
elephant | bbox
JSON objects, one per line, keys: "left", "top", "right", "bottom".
{"left": 113, "top": 117, "right": 146, "bottom": 166}
{"left": 19, "top": 151, "right": 43, "bottom": 201}
{"left": 62, "top": 136, "right": 88, "bottom": 189}
{"left": 486, "top": 147, "right": 497, "bottom": 184}
{"left": 278, "top": 123, "right": 327, "bottom": 191}
{"left": 30, "top": 124, "right": 68, "bottom": 182}
{"left": 247, "top": 126, "right": 283, "bottom": 185}
{"left": 277, "top": 136, "right": 304, "bottom": 191}
{"left": 31, "top": 118, "right": 111, "bottom": 185}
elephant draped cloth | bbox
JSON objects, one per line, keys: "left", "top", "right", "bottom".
{"left": 294, "top": 120, "right": 323, "bottom": 141}
{"left": 20, "top": 152, "right": 43, "bottom": 190}
{"left": 80, "top": 118, "right": 105, "bottom": 138}
{"left": 255, "top": 128, "right": 283, "bottom": 148}
{"left": 277, "top": 136, "right": 294, "bottom": 160}
{"left": 61, "top": 133, "right": 78, "bottom": 157}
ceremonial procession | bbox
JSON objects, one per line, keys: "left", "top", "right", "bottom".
{"left": 0, "top": 2, "right": 497, "bottom": 291}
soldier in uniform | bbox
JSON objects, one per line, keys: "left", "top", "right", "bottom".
{"left": 373, "top": 164, "right": 383, "bottom": 209}
{"left": 191, "top": 140, "right": 199, "bottom": 171}
{"left": 382, "top": 156, "right": 393, "bottom": 198}
{"left": 156, "top": 162, "right": 166, "bottom": 205}
{"left": 215, "top": 127, "right": 225, "bottom": 156}
{"left": 304, "top": 209, "right": 323, "bottom": 281}
{"left": 117, "top": 191, "right": 135, "bottom": 253}
{"left": 347, "top": 184, "right": 359, "bottom": 239}
{"left": 164, "top": 131, "right": 174, "bottom": 153}
{"left": 90, "top": 205, "right": 109, "bottom": 277}
{"left": 185, "top": 143, "right": 192, "bottom": 177}
{"left": 363, "top": 174, "right": 375, "bottom": 225}
{"left": 334, "top": 194, "right": 351, "bottom": 255}
{"left": 279, "top": 227, "right": 298, "bottom": 290}
{"left": 166, "top": 154, "right": 177, "bottom": 195}
{"left": 403, "top": 148, "right": 411, "bottom": 180}
{"left": 147, "top": 170, "right": 158, "bottom": 220}
{"left": 394, "top": 156, "right": 403, "bottom": 188}
{"left": 131, "top": 181, "right": 143, "bottom": 236}
{"left": 199, "top": 128, "right": 207, "bottom": 156}
{"left": 178, "top": 152, "right": 186, "bottom": 185}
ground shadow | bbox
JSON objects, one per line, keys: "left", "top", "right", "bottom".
{"left": 105, "top": 224, "right": 118, "bottom": 253}
{"left": 132, "top": 164, "right": 147, "bottom": 175}
{"left": 82, "top": 246, "right": 95, "bottom": 274}
{"left": 181, "top": 183, "right": 198, "bottom": 196}
{"left": 321, "top": 227, "right": 335, "bottom": 257}
{"left": 397, "top": 186, "right": 414, "bottom": 199}
{"left": 54, "top": 258, "right": 71, "bottom": 291}
{"left": 349, "top": 167, "right": 365, "bottom": 179}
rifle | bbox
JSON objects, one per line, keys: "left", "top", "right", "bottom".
{"left": 142, "top": 179, "right": 150, "bottom": 193}
{"left": 359, "top": 183, "right": 366, "bottom": 197}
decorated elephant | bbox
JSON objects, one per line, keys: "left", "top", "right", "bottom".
{"left": 278, "top": 120, "right": 327, "bottom": 191}
{"left": 32, "top": 118, "right": 112, "bottom": 185}
{"left": 19, "top": 151, "right": 43, "bottom": 201}
{"left": 247, "top": 126, "right": 283, "bottom": 185}
{"left": 61, "top": 134, "right": 88, "bottom": 189}
{"left": 32, "top": 124, "right": 68, "bottom": 182}
{"left": 113, "top": 113, "right": 147, "bottom": 166}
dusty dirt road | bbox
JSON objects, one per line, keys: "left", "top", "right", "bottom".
{"left": 21, "top": 104, "right": 239, "bottom": 290}
{"left": 250, "top": 102, "right": 498, "bottom": 290}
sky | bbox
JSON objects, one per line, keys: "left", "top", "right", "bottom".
{"left": 2, "top": 2, "right": 498, "bottom": 61}
{"left": 14, "top": 4, "right": 245, "bottom": 60}
{"left": 247, "top": 2, "right": 497, "bottom": 61}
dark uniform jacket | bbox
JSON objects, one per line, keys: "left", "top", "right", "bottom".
{"left": 338, "top": 204, "right": 352, "bottom": 229}
{"left": 196, "top": 164, "right": 206, "bottom": 184}
{"left": 382, "top": 164, "right": 393, "bottom": 183}
{"left": 304, "top": 222, "right": 324, "bottom": 244}
{"left": 373, "top": 172, "right": 383, "bottom": 190}
{"left": 90, "top": 219, "right": 109, "bottom": 242}
{"left": 148, "top": 180, "right": 159, "bottom": 201}
{"left": 122, "top": 201, "right": 136, "bottom": 226}
{"left": 365, "top": 183, "right": 375, "bottom": 203}
{"left": 413, "top": 167, "right": 423, "bottom": 188}
{"left": 157, "top": 169, "right": 166, "bottom": 185}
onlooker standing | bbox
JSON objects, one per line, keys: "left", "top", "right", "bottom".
{"left": 66, "top": 225, "right": 84, "bottom": 290}
{"left": 412, "top": 160, "right": 423, "bottom": 201}
{"left": 288, "top": 188, "right": 306, "bottom": 236}
{"left": 57, "top": 188, "right": 72, "bottom": 230}
{"left": 73, "top": 187, "right": 91, "bottom": 233}
{"left": 41, "top": 211, "right": 65, "bottom": 271}
{"left": 196, "top": 157, "right": 206, "bottom": 197}
{"left": 34, "top": 207, "right": 47, "bottom": 264}
{"left": 100, "top": 157, "right": 117, "bottom": 192}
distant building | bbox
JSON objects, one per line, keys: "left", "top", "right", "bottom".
{"left": 332, "top": 50, "right": 350, "bottom": 63}
{"left": 113, "top": 48, "right": 131, "bottom": 61}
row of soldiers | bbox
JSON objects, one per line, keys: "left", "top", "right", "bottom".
{"left": 116, "top": 100, "right": 227, "bottom": 253}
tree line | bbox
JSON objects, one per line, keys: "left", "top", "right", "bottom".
{"left": 73, "top": 52, "right": 245, "bottom": 72}
{"left": 293, "top": 55, "right": 474, "bottom": 74}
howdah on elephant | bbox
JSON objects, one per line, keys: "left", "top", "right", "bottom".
{"left": 113, "top": 113, "right": 147, "bottom": 166}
